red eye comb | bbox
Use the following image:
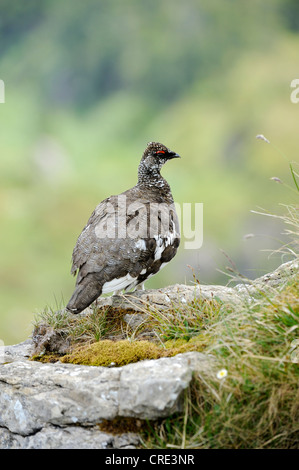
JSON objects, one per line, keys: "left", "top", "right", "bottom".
{"left": 156, "top": 150, "right": 165, "bottom": 154}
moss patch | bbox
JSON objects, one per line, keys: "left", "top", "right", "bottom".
{"left": 60, "top": 339, "right": 170, "bottom": 367}
{"left": 30, "top": 353, "right": 63, "bottom": 363}
{"left": 58, "top": 335, "right": 208, "bottom": 367}
{"left": 98, "top": 417, "right": 147, "bottom": 435}
{"left": 164, "top": 334, "right": 209, "bottom": 351}
{"left": 31, "top": 302, "right": 210, "bottom": 367}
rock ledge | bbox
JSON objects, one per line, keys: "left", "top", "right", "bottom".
{"left": 0, "top": 340, "right": 212, "bottom": 449}
{"left": 1, "top": 259, "right": 297, "bottom": 449}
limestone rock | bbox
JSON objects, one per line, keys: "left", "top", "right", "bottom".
{"left": 0, "top": 424, "right": 139, "bottom": 449}
{"left": 32, "top": 324, "right": 71, "bottom": 355}
{"left": 95, "top": 260, "right": 298, "bottom": 312}
{"left": 0, "top": 340, "right": 213, "bottom": 448}
{"left": 235, "top": 259, "right": 298, "bottom": 294}
{"left": 123, "top": 313, "right": 149, "bottom": 330}
{"left": 96, "top": 283, "right": 241, "bottom": 312}
{"left": 0, "top": 340, "right": 32, "bottom": 364}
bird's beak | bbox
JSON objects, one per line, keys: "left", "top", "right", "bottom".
{"left": 168, "top": 151, "right": 181, "bottom": 159}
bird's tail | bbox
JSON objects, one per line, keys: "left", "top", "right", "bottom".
{"left": 66, "top": 274, "right": 102, "bottom": 314}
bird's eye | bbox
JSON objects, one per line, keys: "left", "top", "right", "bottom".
{"left": 156, "top": 150, "right": 165, "bottom": 155}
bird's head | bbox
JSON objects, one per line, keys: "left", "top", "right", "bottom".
{"left": 140, "top": 142, "right": 180, "bottom": 172}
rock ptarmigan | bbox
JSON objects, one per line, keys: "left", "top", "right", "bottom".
{"left": 66, "top": 142, "right": 181, "bottom": 314}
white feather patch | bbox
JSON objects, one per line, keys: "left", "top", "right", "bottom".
{"left": 154, "top": 235, "right": 164, "bottom": 261}
{"left": 135, "top": 239, "right": 147, "bottom": 251}
{"left": 102, "top": 274, "right": 137, "bottom": 294}
{"left": 154, "top": 232, "right": 176, "bottom": 261}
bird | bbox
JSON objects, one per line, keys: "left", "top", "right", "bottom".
{"left": 66, "top": 141, "right": 181, "bottom": 314}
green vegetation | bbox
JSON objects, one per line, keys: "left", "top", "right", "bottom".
{"left": 32, "top": 299, "right": 214, "bottom": 366}
{"left": 142, "top": 274, "right": 299, "bottom": 449}
{"left": 33, "top": 304, "right": 128, "bottom": 343}
{"left": 61, "top": 340, "right": 168, "bottom": 367}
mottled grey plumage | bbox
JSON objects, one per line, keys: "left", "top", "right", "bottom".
{"left": 66, "top": 142, "right": 180, "bottom": 314}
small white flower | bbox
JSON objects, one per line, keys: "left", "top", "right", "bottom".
{"left": 216, "top": 369, "right": 228, "bottom": 380}
{"left": 256, "top": 134, "right": 270, "bottom": 143}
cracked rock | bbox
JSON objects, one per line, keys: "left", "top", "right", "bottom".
{"left": 0, "top": 340, "right": 213, "bottom": 448}
{"left": 0, "top": 424, "right": 140, "bottom": 449}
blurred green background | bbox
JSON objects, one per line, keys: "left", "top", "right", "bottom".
{"left": 1, "top": 0, "right": 299, "bottom": 345}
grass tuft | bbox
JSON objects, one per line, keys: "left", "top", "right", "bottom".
{"left": 142, "top": 272, "right": 299, "bottom": 449}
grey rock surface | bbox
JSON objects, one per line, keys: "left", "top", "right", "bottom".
{"left": 123, "top": 313, "right": 149, "bottom": 330}
{"left": 0, "top": 424, "right": 139, "bottom": 449}
{"left": 235, "top": 259, "right": 298, "bottom": 294}
{"left": 0, "top": 339, "right": 32, "bottom": 364}
{"left": 0, "top": 340, "right": 212, "bottom": 449}
{"left": 96, "top": 260, "right": 298, "bottom": 312}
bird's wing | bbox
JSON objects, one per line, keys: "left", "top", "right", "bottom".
{"left": 71, "top": 197, "right": 152, "bottom": 282}
{"left": 71, "top": 195, "right": 180, "bottom": 286}
{"left": 70, "top": 196, "right": 116, "bottom": 277}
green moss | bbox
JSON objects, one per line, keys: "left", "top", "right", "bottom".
{"left": 30, "top": 353, "right": 62, "bottom": 363}
{"left": 60, "top": 339, "right": 169, "bottom": 367}
{"left": 164, "top": 334, "right": 210, "bottom": 352}
{"left": 98, "top": 417, "right": 147, "bottom": 436}
{"left": 59, "top": 333, "right": 210, "bottom": 367}
{"left": 164, "top": 338, "right": 189, "bottom": 349}
{"left": 30, "top": 325, "right": 211, "bottom": 367}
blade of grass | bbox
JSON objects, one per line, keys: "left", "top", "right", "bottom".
{"left": 289, "top": 163, "right": 299, "bottom": 193}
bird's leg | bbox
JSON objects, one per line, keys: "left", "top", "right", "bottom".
{"left": 113, "top": 289, "right": 123, "bottom": 296}
{"left": 136, "top": 283, "right": 145, "bottom": 291}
